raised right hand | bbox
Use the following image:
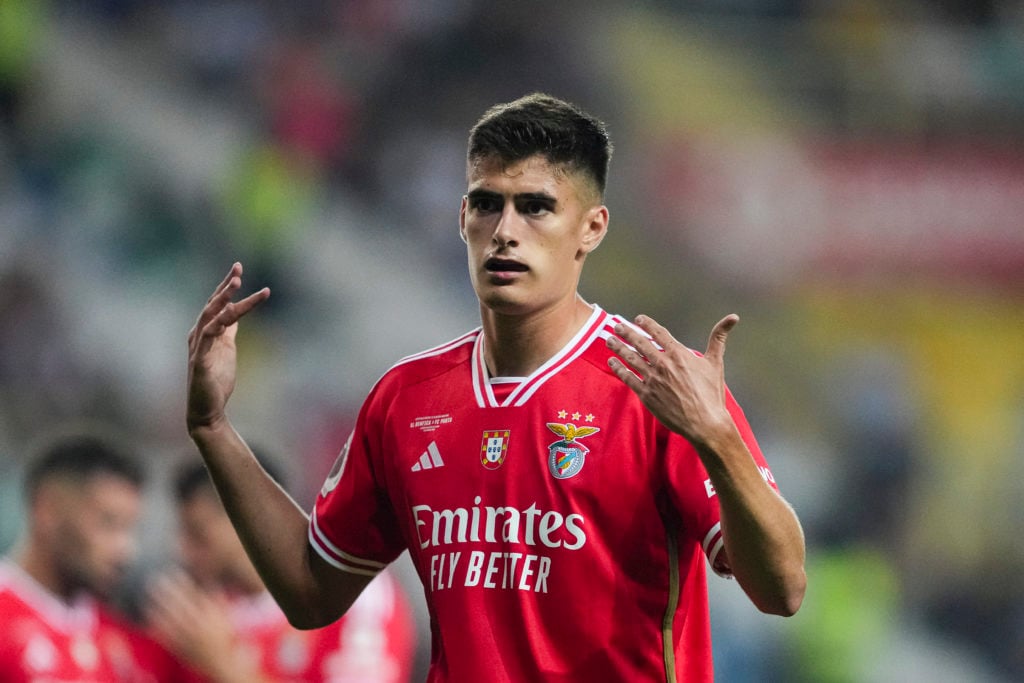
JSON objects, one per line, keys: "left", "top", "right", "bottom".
{"left": 186, "top": 263, "right": 270, "bottom": 433}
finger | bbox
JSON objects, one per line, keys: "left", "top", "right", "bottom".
{"left": 229, "top": 286, "right": 271, "bottom": 321}
{"left": 633, "top": 314, "right": 680, "bottom": 354}
{"left": 205, "top": 263, "right": 243, "bottom": 306}
{"left": 194, "top": 266, "right": 259, "bottom": 340}
{"left": 607, "top": 356, "right": 645, "bottom": 393}
{"left": 605, "top": 334, "right": 651, "bottom": 375}
{"left": 191, "top": 276, "right": 243, "bottom": 348}
{"left": 611, "top": 322, "right": 660, "bottom": 363}
{"left": 211, "top": 287, "right": 270, "bottom": 330}
{"left": 195, "top": 286, "right": 270, "bottom": 351}
{"left": 705, "top": 314, "right": 739, "bottom": 364}
{"left": 150, "top": 572, "right": 198, "bottom": 614}
{"left": 145, "top": 583, "right": 184, "bottom": 633}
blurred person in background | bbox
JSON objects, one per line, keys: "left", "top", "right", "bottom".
{"left": 184, "top": 93, "right": 806, "bottom": 681}
{"left": 0, "top": 428, "right": 178, "bottom": 682}
{"left": 147, "top": 455, "right": 414, "bottom": 683}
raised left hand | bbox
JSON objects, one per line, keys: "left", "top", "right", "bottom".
{"left": 605, "top": 314, "right": 739, "bottom": 450}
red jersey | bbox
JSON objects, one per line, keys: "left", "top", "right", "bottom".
{"left": 178, "top": 571, "right": 414, "bottom": 683}
{"left": 309, "top": 306, "right": 779, "bottom": 682}
{"left": 0, "top": 560, "right": 179, "bottom": 683}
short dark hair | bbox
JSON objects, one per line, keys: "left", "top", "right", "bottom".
{"left": 25, "top": 430, "right": 144, "bottom": 500}
{"left": 174, "top": 447, "right": 286, "bottom": 504}
{"left": 467, "top": 93, "right": 613, "bottom": 197}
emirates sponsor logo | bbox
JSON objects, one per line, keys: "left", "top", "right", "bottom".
{"left": 411, "top": 497, "right": 586, "bottom": 551}
{"left": 411, "top": 497, "right": 587, "bottom": 594}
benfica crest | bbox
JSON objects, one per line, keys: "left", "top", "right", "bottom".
{"left": 546, "top": 423, "right": 600, "bottom": 479}
{"left": 481, "top": 430, "right": 510, "bottom": 469}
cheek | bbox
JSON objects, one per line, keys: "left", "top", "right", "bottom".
{"left": 55, "top": 518, "right": 90, "bottom": 558}
{"left": 465, "top": 224, "right": 493, "bottom": 252}
{"left": 537, "top": 239, "right": 576, "bottom": 274}
{"left": 57, "top": 519, "right": 110, "bottom": 575}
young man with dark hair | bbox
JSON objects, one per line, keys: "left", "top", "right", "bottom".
{"left": 146, "top": 456, "right": 415, "bottom": 683}
{"left": 0, "top": 429, "right": 178, "bottom": 682}
{"left": 186, "top": 92, "right": 806, "bottom": 681}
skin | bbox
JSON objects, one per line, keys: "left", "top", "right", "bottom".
{"left": 186, "top": 268, "right": 363, "bottom": 629}
{"left": 175, "top": 491, "right": 264, "bottom": 593}
{"left": 462, "top": 154, "right": 606, "bottom": 376}
{"left": 606, "top": 315, "right": 807, "bottom": 615}
{"left": 185, "top": 150, "right": 804, "bottom": 630}
{"left": 145, "top": 491, "right": 272, "bottom": 683}
{"left": 459, "top": 155, "right": 608, "bottom": 376}
{"left": 16, "top": 474, "right": 142, "bottom": 602}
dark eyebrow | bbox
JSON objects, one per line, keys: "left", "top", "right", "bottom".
{"left": 466, "top": 189, "right": 502, "bottom": 202}
{"left": 466, "top": 189, "right": 557, "bottom": 203}
{"left": 515, "top": 192, "right": 557, "bottom": 205}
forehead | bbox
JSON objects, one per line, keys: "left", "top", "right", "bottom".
{"left": 44, "top": 472, "right": 138, "bottom": 498}
{"left": 180, "top": 490, "right": 226, "bottom": 523}
{"left": 467, "top": 154, "right": 586, "bottom": 199}
{"left": 82, "top": 474, "right": 140, "bottom": 504}
{"left": 61, "top": 475, "right": 141, "bottom": 521}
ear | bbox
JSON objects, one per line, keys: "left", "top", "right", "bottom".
{"left": 458, "top": 195, "right": 469, "bottom": 244}
{"left": 30, "top": 483, "right": 62, "bottom": 537}
{"left": 578, "top": 204, "right": 609, "bottom": 256}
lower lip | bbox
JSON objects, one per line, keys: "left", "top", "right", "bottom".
{"left": 487, "top": 270, "right": 525, "bottom": 283}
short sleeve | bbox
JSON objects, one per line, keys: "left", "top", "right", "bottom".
{"left": 662, "top": 385, "right": 777, "bottom": 577}
{"left": 308, "top": 388, "right": 406, "bottom": 576}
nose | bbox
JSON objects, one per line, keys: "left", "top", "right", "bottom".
{"left": 492, "top": 203, "right": 520, "bottom": 248}
{"left": 116, "top": 529, "right": 139, "bottom": 565}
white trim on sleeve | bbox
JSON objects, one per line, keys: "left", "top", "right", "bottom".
{"left": 308, "top": 509, "right": 386, "bottom": 577}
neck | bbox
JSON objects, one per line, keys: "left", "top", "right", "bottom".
{"left": 480, "top": 295, "right": 594, "bottom": 377}
{"left": 12, "top": 541, "right": 72, "bottom": 602}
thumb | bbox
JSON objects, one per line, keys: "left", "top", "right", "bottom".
{"left": 706, "top": 314, "right": 739, "bottom": 364}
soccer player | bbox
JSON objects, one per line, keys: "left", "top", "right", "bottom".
{"left": 185, "top": 93, "right": 807, "bottom": 681}
{"left": 0, "top": 429, "right": 179, "bottom": 682}
{"left": 146, "top": 457, "right": 415, "bottom": 683}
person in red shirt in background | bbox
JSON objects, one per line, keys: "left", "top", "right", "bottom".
{"left": 0, "top": 428, "right": 179, "bottom": 682}
{"left": 147, "top": 455, "right": 415, "bottom": 683}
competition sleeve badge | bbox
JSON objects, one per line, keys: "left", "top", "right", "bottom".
{"left": 546, "top": 423, "right": 600, "bottom": 479}
{"left": 320, "top": 432, "right": 353, "bottom": 496}
{"left": 481, "top": 430, "right": 510, "bottom": 469}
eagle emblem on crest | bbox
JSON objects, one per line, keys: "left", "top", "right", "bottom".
{"left": 546, "top": 422, "right": 600, "bottom": 479}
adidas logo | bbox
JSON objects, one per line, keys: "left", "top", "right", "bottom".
{"left": 411, "top": 442, "right": 445, "bottom": 472}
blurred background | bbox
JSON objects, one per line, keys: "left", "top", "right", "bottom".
{"left": 1, "top": 0, "right": 1022, "bottom": 680}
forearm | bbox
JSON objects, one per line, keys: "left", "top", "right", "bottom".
{"left": 699, "top": 427, "right": 806, "bottom": 616}
{"left": 188, "top": 419, "right": 329, "bottom": 624}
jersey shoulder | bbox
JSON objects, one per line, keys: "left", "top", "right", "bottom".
{"left": 373, "top": 329, "right": 478, "bottom": 395}
{"left": 0, "top": 562, "right": 74, "bottom": 629}
{"left": 578, "top": 310, "right": 638, "bottom": 372}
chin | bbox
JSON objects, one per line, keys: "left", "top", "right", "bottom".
{"left": 479, "top": 290, "right": 531, "bottom": 316}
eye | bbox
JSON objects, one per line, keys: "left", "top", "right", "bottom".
{"left": 469, "top": 195, "right": 500, "bottom": 213}
{"left": 522, "top": 199, "right": 552, "bottom": 216}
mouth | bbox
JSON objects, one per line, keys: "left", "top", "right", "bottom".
{"left": 484, "top": 257, "right": 528, "bottom": 273}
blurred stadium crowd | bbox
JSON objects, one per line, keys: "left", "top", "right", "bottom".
{"left": 1, "top": 1, "right": 1023, "bottom": 680}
